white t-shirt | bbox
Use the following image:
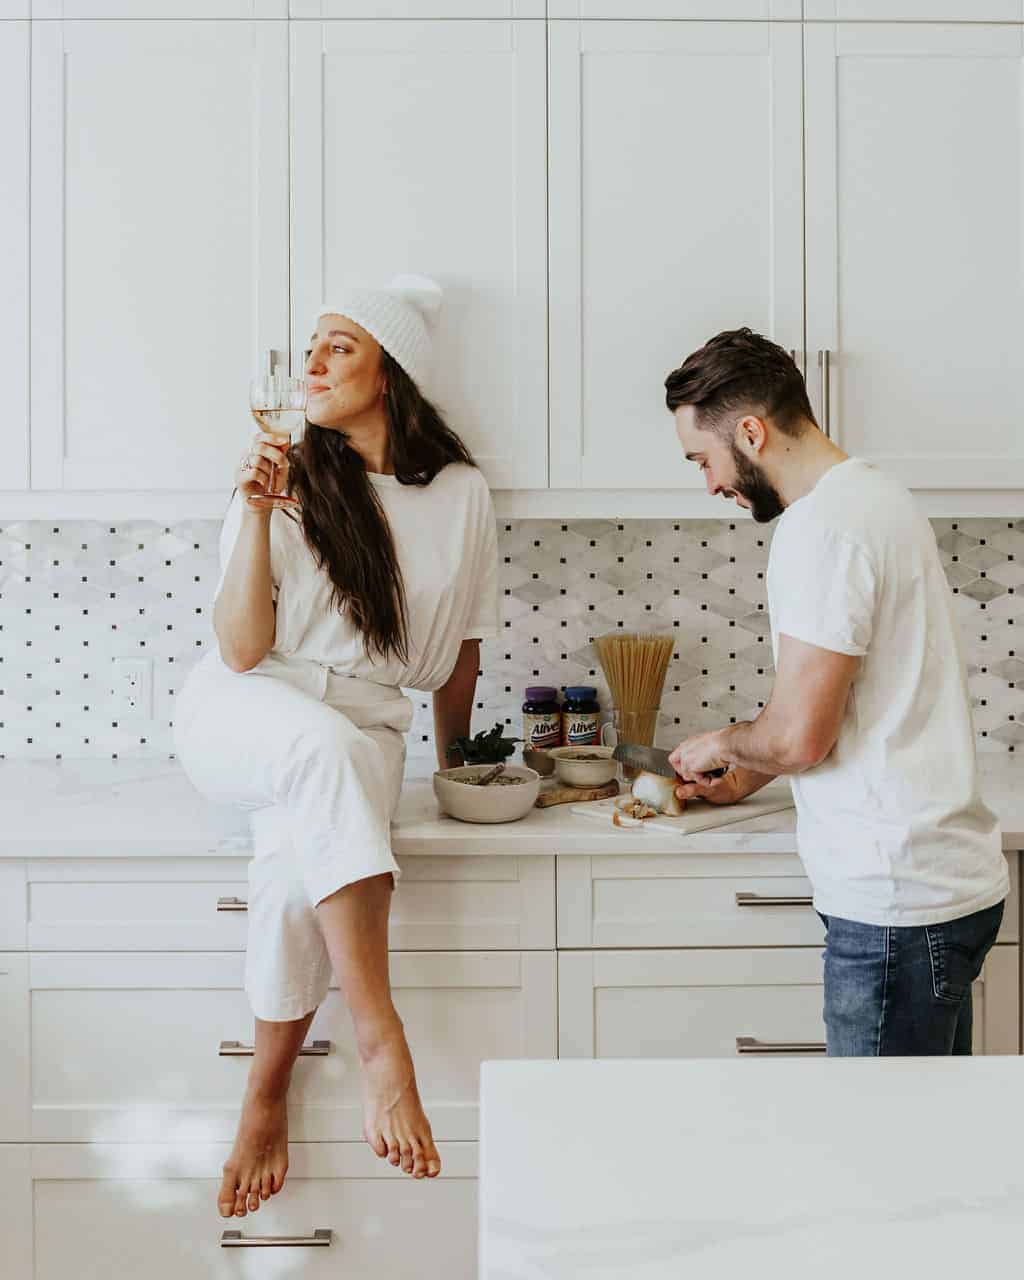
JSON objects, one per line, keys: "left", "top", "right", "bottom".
{"left": 766, "top": 457, "right": 1006, "bottom": 927}
{"left": 214, "top": 461, "right": 500, "bottom": 692}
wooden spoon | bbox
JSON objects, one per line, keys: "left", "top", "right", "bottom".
{"left": 476, "top": 762, "right": 506, "bottom": 786}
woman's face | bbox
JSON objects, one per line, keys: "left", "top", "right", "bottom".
{"left": 304, "top": 314, "right": 386, "bottom": 428}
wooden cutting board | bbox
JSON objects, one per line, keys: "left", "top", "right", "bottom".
{"left": 569, "top": 780, "right": 794, "bottom": 834}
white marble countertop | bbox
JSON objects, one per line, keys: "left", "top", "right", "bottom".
{"left": 479, "top": 1057, "right": 1024, "bottom": 1279}
{"left": 1, "top": 757, "right": 1022, "bottom": 857}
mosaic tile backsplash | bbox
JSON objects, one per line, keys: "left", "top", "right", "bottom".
{"left": 2, "top": 516, "right": 1024, "bottom": 774}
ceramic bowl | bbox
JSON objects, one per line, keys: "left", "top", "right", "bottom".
{"left": 432, "top": 764, "right": 540, "bottom": 824}
{"left": 546, "top": 744, "right": 618, "bottom": 788}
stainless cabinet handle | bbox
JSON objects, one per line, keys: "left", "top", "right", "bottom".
{"left": 817, "top": 348, "right": 831, "bottom": 438}
{"left": 736, "top": 1037, "right": 826, "bottom": 1055}
{"left": 221, "top": 1228, "right": 332, "bottom": 1249}
{"left": 262, "top": 348, "right": 279, "bottom": 378}
{"left": 219, "top": 1040, "right": 330, "bottom": 1057}
{"left": 735, "top": 892, "right": 813, "bottom": 908}
{"left": 216, "top": 896, "right": 248, "bottom": 912}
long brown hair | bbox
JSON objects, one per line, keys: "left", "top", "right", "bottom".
{"left": 277, "top": 349, "right": 475, "bottom": 663}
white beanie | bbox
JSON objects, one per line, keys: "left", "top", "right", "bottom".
{"left": 316, "top": 274, "right": 442, "bottom": 391}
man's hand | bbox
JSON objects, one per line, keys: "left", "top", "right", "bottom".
{"left": 668, "top": 729, "right": 729, "bottom": 784}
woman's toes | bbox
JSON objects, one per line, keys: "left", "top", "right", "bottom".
{"left": 260, "top": 1170, "right": 273, "bottom": 1201}
{"left": 365, "top": 1128, "right": 387, "bottom": 1159}
{"left": 387, "top": 1139, "right": 401, "bottom": 1167}
{"left": 247, "top": 1184, "right": 261, "bottom": 1213}
{"left": 426, "top": 1155, "right": 441, "bottom": 1178}
{"left": 400, "top": 1144, "right": 414, "bottom": 1175}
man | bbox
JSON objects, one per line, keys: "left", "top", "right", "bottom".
{"left": 664, "top": 327, "right": 1007, "bottom": 1056}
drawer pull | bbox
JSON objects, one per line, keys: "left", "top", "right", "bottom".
{"left": 221, "top": 1228, "right": 332, "bottom": 1248}
{"left": 736, "top": 1037, "right": 826, "bottom": 1055}
{"left": 735, "top": 892, "right": 813, "bottom": 908}
{"left": 219, "top": 1040, "right": 331, "bottom": 1057}
{"left": 217, "top": 896, "right": 248, "bottom": 912}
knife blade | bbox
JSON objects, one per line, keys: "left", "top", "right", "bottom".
{"left": 612, "top": 742, "right": 728, "bottom": 780}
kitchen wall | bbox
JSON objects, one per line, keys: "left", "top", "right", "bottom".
{"left": 2, "top": 516, "right": 1022, "bottom": 775}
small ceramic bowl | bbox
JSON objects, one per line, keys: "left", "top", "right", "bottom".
{"left": 546, "top": 744, "right": 618, "bottom": 788}
{"left": 432, "top": 764, "right": 540, "bottom": 824}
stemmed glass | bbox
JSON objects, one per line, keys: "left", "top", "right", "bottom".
{"left": 247, "top": 373, "right": 307, "bottom": 509}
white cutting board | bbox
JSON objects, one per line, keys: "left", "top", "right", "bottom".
{"left": 570, "top": 779, "right": 794, "bottom": 834}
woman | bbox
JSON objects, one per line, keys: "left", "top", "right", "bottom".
{"left": 173, "top": 275, "right": 499, "bottom": 1218}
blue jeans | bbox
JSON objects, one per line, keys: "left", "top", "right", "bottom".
{"left": 819, "top": 900, "right": 1005, "bottom": 1056}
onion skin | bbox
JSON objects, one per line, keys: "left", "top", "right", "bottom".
{"left": 629, "top": 769, "right": 685, "bottom": 817}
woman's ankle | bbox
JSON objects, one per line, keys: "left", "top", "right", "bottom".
{"left": 354, "top": 1010, "right": 407, "bottom": 1064}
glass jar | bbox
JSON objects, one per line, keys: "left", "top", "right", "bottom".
{"left": 522, "top": 686, "right": 562, "bottom": 751}
{"left": 562, "top": 686, "right": 601, "bottom": 747}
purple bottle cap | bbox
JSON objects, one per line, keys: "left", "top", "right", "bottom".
{"left": 524, "top": 686, "right": 557, "bottom": 702}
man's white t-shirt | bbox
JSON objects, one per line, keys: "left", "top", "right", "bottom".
{"left": 766, "top": 458, "right": 1007, "bottom": 927}
{"left": 214, "top": 461, "right": 500, "bottom": 692}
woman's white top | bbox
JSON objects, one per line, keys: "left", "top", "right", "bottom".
{"left": 214, "top": 461, "right": 500, "bottom": 692}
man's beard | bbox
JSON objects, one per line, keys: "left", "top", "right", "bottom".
{"left": 728, "top": 443, "right": 785, "bottom": 523}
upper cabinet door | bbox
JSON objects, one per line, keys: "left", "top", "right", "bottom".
{"left": 806, "top": 2, "right": 1022, "bottom": 18}
{"left": 549, "top": 21, "right": 804, "bottom": 490}
{"left": 548, "top": 1, "right": 799, "bottom": 15}
{"left": 805, "top": 23, "right": 1024, "bottom": 487}
{"left": 30, "top": 21, "right": 289, "bottom": 492}
{"left": 0, "top": 21, "right": 29, "bottom": 490}
{"left": 29, "top": 1, "right": 287, "bottom": 14}
{"left": 290, "top": 2, "right": 545, "bottom": 18}
{"left": 292, "top": 20, "right": 548, "bottom": 489}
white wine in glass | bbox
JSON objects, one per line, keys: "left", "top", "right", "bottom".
{"left": 247, "top": 374, "right": 306, "bottom": 509}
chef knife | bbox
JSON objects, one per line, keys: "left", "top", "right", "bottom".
{"left": 612, "top": 742, "right": 728, "bottom": 780}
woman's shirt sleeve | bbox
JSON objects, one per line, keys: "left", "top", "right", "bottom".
{"left": 463, "top": 474, "right": 500, "bottom": 642}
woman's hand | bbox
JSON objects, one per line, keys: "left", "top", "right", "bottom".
{"left": 236, "top": 433, "right": 291, "bottom": 511}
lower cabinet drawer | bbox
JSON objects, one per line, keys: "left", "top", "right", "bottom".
{"left": 558, "top": 945, "right": 1020, "bottom": 1059}
{"left": 23, "top": 855, "right": 555, "bottom": 951}
{"left": 6, "top": 1142, "right": 477, "bottom": 1280}
{"left": 557, "top": 853, "right": 1020, "bottom": 949}
{"left": 26, "top": 950, "right": 556, "bottom": 1142}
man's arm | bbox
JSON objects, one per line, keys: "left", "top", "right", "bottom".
{"left": 669, "top": 633, "right": 860, "bottom": 798}
{"left": 432, "top": 638, "right": 481, "bottom": 770}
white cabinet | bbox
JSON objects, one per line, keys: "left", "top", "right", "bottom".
{"left": 0, "top": 21, "right": 29, "bottom": 489}
{"left": 557, "top": 850, "right": 1021, "bottom": 949}
{"left": 27, "top": 1, "right": 287, "bottom": 15}
{"left": 290, "top": 19, "right": 547, "bottom": 489}
{"left": 806, "top": 1, "right": 1022, "bottom": 18}
{"left": 291, "top": 0, "right": 545, "bottom": 14}
{"left": 30, "top": 20, "right": 289, "bottom": 492}
{"left": 805, "top": 22, "right": 1024, "bottom": 487}
{"left": 0, "top": 955, "right": 30, "bottom": 1142}
{"left": 548, "top": 20, "right": 804, "bottom": 489}
{"left": 25, "top": 949, "right": 556, "bottom": 1140}
{"left": 559, "top": 945, "right": 1021, "bottom": 1059}
{"left": 11, "top": 1143, "right": 477, "bottom": 1280}
{"left": 549, "top": 1, "right": 800, "bottom": 14}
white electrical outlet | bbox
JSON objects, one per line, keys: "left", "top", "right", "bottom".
{"left": 111, "top": 657, "right": 153, "bottom": 719}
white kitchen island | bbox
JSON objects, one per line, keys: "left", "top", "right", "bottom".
{"left": 480, "top": 1057, "right": 1024, "bottom": 1279}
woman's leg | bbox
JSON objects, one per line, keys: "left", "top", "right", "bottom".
{"left": 317, "top": 874, "right": 441, "bottom": 1179}
{"left": 218, "top": 1010, "right": 315, "bottom": 1218}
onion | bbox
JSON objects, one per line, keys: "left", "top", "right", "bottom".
{"left": 629, "top": 770, "right": 685, "bottom": 817}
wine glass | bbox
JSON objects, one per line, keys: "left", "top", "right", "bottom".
{"left": 247, "top": 373, "right": 306, "bottom": 509}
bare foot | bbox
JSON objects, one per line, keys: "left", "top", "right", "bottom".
{"left": 361, "top": 1032, "right": 441, "bottom": 1179}
{"left": 219, "top": 1085, "right": 290, "bottom": 1218}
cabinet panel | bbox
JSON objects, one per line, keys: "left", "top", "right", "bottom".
{"left": 0, "top": 21, "right": 29, "bottom": 489}
{"left": 30, "top": 21, "right": 288, "bottom": 491}
{"left": 28, "top": 950, "right": 556, "bottom": 1141}
{"left": 806, "top": 1, "right": 1023, "bottom": 18}
{"left": 30, "top": 1, "right": 287, "bottom": 16}
{"left": 0, "top": 1147, "right": 32, "bottom": 1280}
{"left": 549, "top": 1, "right": 800, "bottom": 14}
{"left": 557, "top": 851, "right": 1020, "bottom": 948}
{"left": 291, "top": 19, "right": 547, "bottom": 488}
{"left": 559, "top": 947, "right": 1019, "bottom": 1058}
{"left": 805, "top": 22, "right": 1024, "bottom": 486}
{"left": 549, "top": 20, "right": 803, "bottom": 489}
{"left": 0, "top": 954, "right": 30, "bottom": 1142}
{"left": 23, "top": 854, "right": 554, "bottom": 951}
{"left": 28, "top": 1143, "right": 476, "bottom": 1280}
{"left": 291, "top": 0, "right": 544, "bottom": 14}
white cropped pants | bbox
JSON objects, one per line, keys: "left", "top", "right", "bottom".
{"left": 173, "top": 649, "right": 412, "bottom": 1022}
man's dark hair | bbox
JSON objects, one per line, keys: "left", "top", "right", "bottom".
{"left": 664, "top": 327, "right": 816, "bottom": 438}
